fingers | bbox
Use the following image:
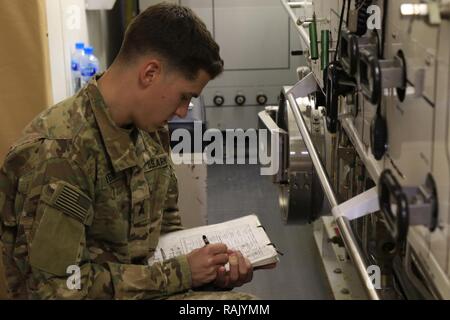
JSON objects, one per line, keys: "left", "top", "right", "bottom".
{"left": 212, "top": 251, "right": 254, "bottom": 289}
{"left": 207, "top": 243, "right": 228, "bottom": 255}
{"left": 236, "top": 251, "right": 251, "bottom": 285}
{"left": 214, "top": 266, "right": 229, "bottom": 288}
{"left": 228, "top": 253, "right": 239, "bottom": 283}
{"left": 211, "top": 253, "right": 229, "bottom": 266}
{"left": 244, "top": 257, "right": 253, "bottom": 283}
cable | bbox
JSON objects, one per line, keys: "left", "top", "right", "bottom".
{"left": 380, "top": 0, "right": 388, "bottom": 59}
{"left": 334, "top": 0, "right": 347, "bottom": 61}
{"left": 373, "top": 28, "right": 381, "bottom": 58}
{"left": 346, "top": 0, "right": 352, "bottom": 24}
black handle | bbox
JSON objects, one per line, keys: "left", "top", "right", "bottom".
{"left": 325, "top": 62, "right": 356, "bottom": 133}
{"left": 378, "top": 169, "right": 409, "bottom": 245}
{"left": 359, "top": 49, "right": 381, "bottom": 105}
{"left": 370, "top": 114, "right": 387, "bottom": 160}
{"left": 291, "top": 50, "right": 305, "bottom": 56}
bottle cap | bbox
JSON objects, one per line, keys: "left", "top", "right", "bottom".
{"left": 84, "top": 46, "right": 94, "bottom": 55}
{"left": 75, "top": 42, "right": 84, "bottom": 50}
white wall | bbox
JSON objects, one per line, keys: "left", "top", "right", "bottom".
{"left": 45, "top": 0, "right": 89, "bottom": 104}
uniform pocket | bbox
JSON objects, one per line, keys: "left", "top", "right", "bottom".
{"left": 29, "top": 205, "right": 84, "bottom": 276}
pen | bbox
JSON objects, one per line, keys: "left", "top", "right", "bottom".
{"left": 202, "top": 235, "right": 210, "bottom": 246}
{"left": 160, "top": 248, "right": 167, "bottom": 261}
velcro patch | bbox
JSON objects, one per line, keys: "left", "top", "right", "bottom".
{"left": 144, "top": 155, "right": 168, "bottom": 172}
{"left": 46, "top": 182, "right": 92, "bottom": 225}
{"left": 105, "top": 171, "right": 125, "bottom": 185}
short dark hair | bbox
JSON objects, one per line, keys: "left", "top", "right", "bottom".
{"left": 117, "top": 2, "right": 223, "bottom": 80}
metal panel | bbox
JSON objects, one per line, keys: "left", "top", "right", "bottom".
{"left": 214, "top": 0, "right": 290, "bottom": 70}
{"left": 283, "top": 0, "right": 450, "bottom": 298}
{"left": 384, "top": 97, "right": 433, "bottom": 185}
{"left": 430, "top": 17, "right": 450, "bottom": 278}
{"left": 206, "top": 106, "right": 265, "bottom": 130}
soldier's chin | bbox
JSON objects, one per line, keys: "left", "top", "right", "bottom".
{"left": 146, "top": 125, "right": 159, "bottom": 132}
{"left": 143, "top": 123, "right": 167, "bottom": 132}
{"left": 134, "top": 122, "right": 157, "bottom": 132}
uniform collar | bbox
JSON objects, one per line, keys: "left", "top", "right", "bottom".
{"left": 86, "top": 74, "right": 144, "bottom": 172}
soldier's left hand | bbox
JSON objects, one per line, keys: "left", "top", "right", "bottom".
{"left": 213, "top": 250, "right": 253, "bottom": 289}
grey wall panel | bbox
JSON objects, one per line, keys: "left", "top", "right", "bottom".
{"left": 214, "top": 0, "right": 290, "bottom": 70}
{"left": 180, "top": 0, "right": 213, "bottom": 31}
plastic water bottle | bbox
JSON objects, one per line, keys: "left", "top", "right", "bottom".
{"left": 71, "top": 42, "right": 84, "bottom": 94}
{"left": 80, "top": 46, "right": 100, "bottom": 87}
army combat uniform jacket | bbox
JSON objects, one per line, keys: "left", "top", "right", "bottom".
{"left": 0, "top": 76, "right": 192, "bottom": 299}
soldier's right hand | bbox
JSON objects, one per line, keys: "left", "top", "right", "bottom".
{"left": 187, "top": 243, "right": 229, "bottom": 288}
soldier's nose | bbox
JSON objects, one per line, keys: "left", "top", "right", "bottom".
{"left": 174, "top": 105, "right": 189, "bottom": 118}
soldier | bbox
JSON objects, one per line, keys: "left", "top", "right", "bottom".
{"left": 0, "top": 3, "right": 267, "bottom": 300}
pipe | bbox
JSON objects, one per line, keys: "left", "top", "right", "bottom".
{"left": 321, "top": 30, "right": 330, "bottom": 70}
{"left": 287, "top": 1, "right": 313, "bottom": 8}
{"left": 309, "top": 13, "right": 319, "bottom": 60}
{"left": 280, "top": 0, "right": 311, "bottom": 49}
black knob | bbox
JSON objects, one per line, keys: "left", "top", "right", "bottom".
{"left": 370, "top": 114, "right": 387, "bottom": 160}
{"left": 256, "top": 94, "right": 268, "bottom": 106}
{"left": 213, "top": 95, "right": 224, "bottom": 106}
{"left": 235, "top": 94, "right": 246, "bottom": 106}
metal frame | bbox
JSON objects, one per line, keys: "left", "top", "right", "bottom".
{"left": 285, "top": 73, "right": 380, "bottom": 300}
{"left": 280, "top": 0, "right": 311, "bottom": 50}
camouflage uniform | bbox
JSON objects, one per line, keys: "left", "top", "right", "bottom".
{"left": 0, "top": 75, "right": 254, "bottom": 300}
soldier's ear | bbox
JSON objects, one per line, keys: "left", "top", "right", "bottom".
{"left": 139, "top": 59, "right": 161, "bottom": 87}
